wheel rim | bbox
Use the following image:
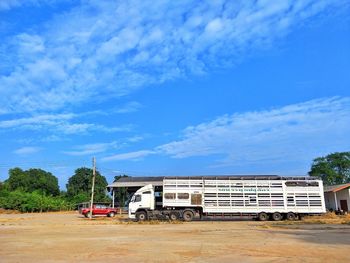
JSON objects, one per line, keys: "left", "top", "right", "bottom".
{"left": 260, "top": 213, "right": 267, "bottom": 220}
{"left": 273, "top": 213, "right": 281, "bottom": 220}
{"left": 170, "top": 214, "right": 177, "bottom": 220}
{"left": 139, "top": 213, "right": 145, "bottom": 220}
{"left": 287, "top": 213, "right": 295, "bottom": 220}
{"left": 184, "top": 212, "right": 192, "bottom": 221}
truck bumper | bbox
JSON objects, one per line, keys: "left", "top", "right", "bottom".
{"left": 128, "top": 210, "right": 136, "bottom": 219}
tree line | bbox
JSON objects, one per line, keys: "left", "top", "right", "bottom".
{"left": 0, "top": 167, "right": 111, "bottom": 212}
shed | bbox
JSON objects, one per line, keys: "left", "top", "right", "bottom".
{"left": 106, "top": 176, "right": 164, "bottom": 208}
{"left": 324, "top": 183, "right": 350, "bottom": 212}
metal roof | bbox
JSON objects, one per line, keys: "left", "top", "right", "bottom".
{"left": 107, "top": 177, "right": 164, "bottom": 188}
{"left": 107, "top": 175, "right": 316, "bottom": 188}
{"left": 324, "top": 183, "right": 350, "bottom": 193}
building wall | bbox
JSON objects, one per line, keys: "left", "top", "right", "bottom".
{"left": 324, "top": 188, "right": 350, "bottom": 211}
{"left": 325, "top": 192, "right": 336, "bottom": 210}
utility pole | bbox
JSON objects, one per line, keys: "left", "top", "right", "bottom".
{"left": 89, "top": 157, "right": 96, "bottom": 219}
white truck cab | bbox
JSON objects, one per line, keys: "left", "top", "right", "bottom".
{"left": 128, "top": 184, "right": 155, "bottom": 219}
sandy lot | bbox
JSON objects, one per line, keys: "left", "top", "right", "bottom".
{"left": 0, "top": 212, "right": 349, "bottom": 263}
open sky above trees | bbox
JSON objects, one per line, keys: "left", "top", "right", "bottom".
{"left": 0, "top": 1, "right": 350, "bottom": 188}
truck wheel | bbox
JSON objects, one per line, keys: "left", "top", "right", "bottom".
{"left": 286, "top": 212, "right": 296, "bottom": 221}
{"left": 258, "top": 212, "right": 268, "bottom": 221}
{"left": 85, "top": 212, "right": 92, "bottom": 218}
{"left": 136, "top": 211, "right": 147, "bottom": 221}
{"left": 108, "top": 212, "right": 115, "bottom": 218}
{"left": 169, "top": 212, "right": 179, "bottom": 221}
{"left": 272, "top": 212, "right": 282, "bottom": 221}
{"left": 182, "top": 210, "right": 194, "bottom": 222}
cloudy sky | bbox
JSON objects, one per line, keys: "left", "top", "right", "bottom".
{"left": 0, "top": 0, "right": 349, "bottom": 188}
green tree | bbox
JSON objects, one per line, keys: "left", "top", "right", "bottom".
{"left": 26, "top": 169, "right": 60, "bottom": 196}
{"left": 66, "top": 167, "right": 109, "bottom": 203}
{"left": 6, "top": 168, "right": 59, "bottom": 196}
{"left": 309, "top": 152, "right": 350, "bottom": 186}
{"left": 6, "top": 168, "right": 30, "bottom": 192}
{"left": 113, "top": 175, "right": 129, "bottom": 207}
{"left": 0, "top": 190, "right": 73, "bottom": 212}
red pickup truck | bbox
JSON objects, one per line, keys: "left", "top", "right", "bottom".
{"left": 81, "top": 204, "right": 119, "bottom": 218}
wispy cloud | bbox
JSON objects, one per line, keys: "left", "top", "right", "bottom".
{"left": 114, "top": 101, "right": 142, "bottom": 114}
{"left": 1, "top": 0, "right": 348, "bottom": 113}
{"left": 102, "top": 150, "right": 156, "bottom": 161}
{"left": 0, "top": 113, "right": 131, "bottom": 135}
{"left": 0, "top": 0, "right": 27, "bottom": 11}
{"left": 63, "top": 141, "right": 119, "bottom": 156}
{"left": 102, "top": 97, "right": 350, "bottom": 166}
{"left": 0, "top": 0, "right": 69, "bottom": 11}
{"left": 13, "top": 146, "right": 41, "bottom": 155}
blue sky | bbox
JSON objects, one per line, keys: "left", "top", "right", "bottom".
{"left": 0, "top": 0, "right": 350, "bottom": 189}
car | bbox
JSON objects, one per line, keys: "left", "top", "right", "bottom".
{"left": 81, "top": 204, "right": 119, "bottom": 218}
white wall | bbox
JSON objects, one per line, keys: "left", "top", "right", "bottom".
{"left": 324, "top": 188, "right": 350, "bottom": 211}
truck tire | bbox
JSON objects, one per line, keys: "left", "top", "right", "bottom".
{"left": 136, "top": 211, "right": 147, "bottom": 221}
{"left": 169, "top": 212, "right": 179, "bottom": 221}
{"left": 258, "top": 212, "right": 268, "bottom": 221}
{"left": 271, "top": 212, "right": 282, "bottom": 221}
{"left": 286, "top": 212, "right": 296, "bottom": 221}
{"left": 182, "top": 210, "right": 194, "bottom": 222}
{"left": 85, "top": 212, "right": 92, "bottom": 218}
{"left": 108, "top": 212, "right": 115, "bottom": 218}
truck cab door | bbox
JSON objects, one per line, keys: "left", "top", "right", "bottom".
{"left": 141, "top": 190, "right": 155, "bottom": 210}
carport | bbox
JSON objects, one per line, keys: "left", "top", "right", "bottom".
{"left": 106, "top": 176, "right": 164, "bottom": 208}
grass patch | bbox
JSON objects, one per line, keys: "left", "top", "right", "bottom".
{"left": 302, "top": 213, "right": 350, "bottom": 224}
{"left": 270, "top": 213, "right": 350, "bottom": 226}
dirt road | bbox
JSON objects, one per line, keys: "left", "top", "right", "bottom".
{"left": 1, "top": 212, "right": 349, "bottom": 262}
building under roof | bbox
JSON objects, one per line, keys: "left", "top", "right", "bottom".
{"left": 324, "top": 183, "right": 350, "bottom": 212}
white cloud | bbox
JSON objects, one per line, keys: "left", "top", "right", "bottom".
{"left": 63, "top": 141, "right": 119, "bottom": 156}
{"left": 126, "top": 135, "right": 144, "bottom": 143}
{"left": 158, "top": 97, "right": 350, "bottom": 164}
{"left": 115, "top": 101, "right": 142, "bottom": 114}
{"left": 103, "top": 97, "right": 350, "bottom": 168}
{"left": 13, "top": 146, "right": 41, "bottom": 155}
{"left": 1, "top": 0, "right": 348, "bottom": 113}
{"left": 102, "top": 150, "right": 156, "bottom": 161}
{"left": 0, "top": 113, "right": 131, "bottom": 134}
{"left": 0, "top": 0, "right": 69, "bottom": 11}
{"left": 0, "top": 0, "right": 21, "bottom": 11}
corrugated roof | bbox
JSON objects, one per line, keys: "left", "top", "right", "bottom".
{"left": 107, "top": 175, "right": 317, "bottom": 188}
{"left": 324, "top": 183, "right": 350, "bottom": 192}
{"left": 117, "top": 176, "right": 164, "bottom": 183}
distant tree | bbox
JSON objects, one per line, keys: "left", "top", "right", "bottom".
{"left": 113, "top": 175, "right": 129, "bottom": 207}
{"left": 6, "top": 168, "right": 59, "bottom": 196}
{"left": 6, "top": 168, "right": 30, "bottom": 192}
{"left": 66, "top": 167, "right": 109, "bottom": 203}
{"left": 26, "top": 169, "right": 60, "bottom": 196}
{"left": 309, "top": 152, "right": 350, "bottom": 186}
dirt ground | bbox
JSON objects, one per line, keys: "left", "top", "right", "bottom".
{"left": 1, "top": 212, "right": 350, "bottom": 263}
